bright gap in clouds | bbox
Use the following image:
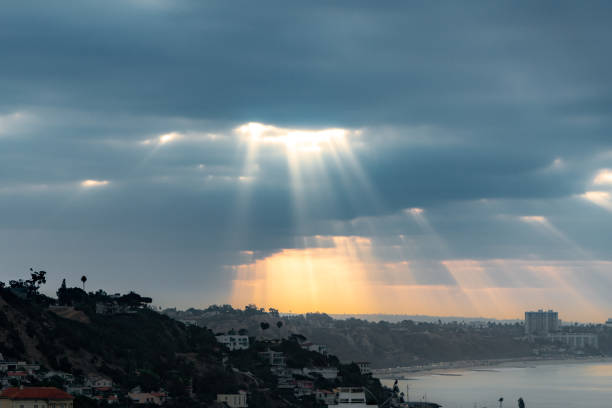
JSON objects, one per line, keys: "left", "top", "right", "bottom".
{"left": 236, "top": 122, "right": 348, "bottom": 153}
{"left": 582, "top": 191, "right": 612, "bottom": 211}
{"left": 81, "top": 179, "right": 109, "bottom": 187}
{"left": 593, "top": 169, "right": 612, "bottom": 185}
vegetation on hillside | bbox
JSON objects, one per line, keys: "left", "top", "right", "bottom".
{"left": 164, "top": 305, "right": 605, "bottom": 368}
{"left": 0, "top": 270, "right": 390, "bottom": 407}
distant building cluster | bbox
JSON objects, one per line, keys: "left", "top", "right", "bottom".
{"left": 524, "top": 309, "right": 599, "bottom": 350}
{"left": 524, "top": 309, "right": 559, "bottom": 335}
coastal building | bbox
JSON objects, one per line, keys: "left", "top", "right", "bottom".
{"left": 316, "top": 389, "right": 336, "bottom": 405}
{"left": 0, "top": 361, "right": 40, "bottom": 375}
{"left": 216, "top": 391, "right": 248, "bottom": 407}
{"left": 333, "top": 387, "right": 377, "bottom": 407}
{"left": 354, "top": 362, "right": 372, "bottom": 376}
{"left": 300, "top": 342, "right": 328, "bottom": 355}
{"left": 215, "top": 334, "right": 250, "bottom": 351}
{"left": 303, "top": 367, "right": 338, "bottom": 379}
{"left": 0, "top": 387, "right": 74, "bottom": 408}
{"left": 294, "top": 380, "right": 314, "bottom": 397}
{"left": 86, "top": 375, "right": 113, "bottom": 390}
{"left": 549, "top": 333, "right": 599, "bottom": 349}
{"left": 258, "top": 350, "right": 286, "bottom": 367}
{"left": 128, "top": 390, "right": 168, "bottom": 405}
{"left": 525, "top": 309, "right": 559, "bottom": 335}
{"left": 605, "top": 318, "right": 612, "bottom": 328}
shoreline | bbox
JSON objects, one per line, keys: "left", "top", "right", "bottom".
{"left": 373, "top": 355, "right": 612, "bottom": 379}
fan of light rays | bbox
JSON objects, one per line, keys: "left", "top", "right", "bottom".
{"left": 228, "top": 122, "right": 393, "bottom": 313}
{"left": 517, "top": 215, "right": 604, "bottom": 316}
{"left": 398, "top": 207, "right": 483, "bottom": 316}
{"left": 230, "top": 235, "right": 379, "bottom": 313}
{"left": 232, "top": 122, "right": 380, "bottom": 234}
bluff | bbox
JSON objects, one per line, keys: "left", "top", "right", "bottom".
{"left": 0, "top": 277, "right": 391, "bottom": 407}
{"left": 164, "top": 305, "right": 537, "bottom": 368}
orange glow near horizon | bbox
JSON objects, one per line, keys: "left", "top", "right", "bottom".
{"left": 231, "top": 236, "right": 377, "bottom": 313}
{"left": 230, "top": 236, "right": 612, "bottom": 321}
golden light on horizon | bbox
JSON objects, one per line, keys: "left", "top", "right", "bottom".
{"left": 231, "top": 236, "right": 377, "bottom": 313}
{"left": 230, "top": 233, "right": 612, "bottom": 321}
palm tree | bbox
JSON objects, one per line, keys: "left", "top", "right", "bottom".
{"left": 276, "top": 321, "right": 283, "bottom": 341}
{"left": 81, "top": 275, "right": 87, "bottom": 290}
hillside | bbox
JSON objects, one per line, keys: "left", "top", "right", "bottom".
{"left": 0, "top": 289, "right": 242, "bottom": 405}
{"left": 0, "top": 274, "right": 393, "bottom": 407}
{"left": 164, "top": 306, "right": 543, "bottom": 368}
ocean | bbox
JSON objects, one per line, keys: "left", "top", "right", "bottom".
{"left": 379, "top": 360, "right": 612, "bottom": 408}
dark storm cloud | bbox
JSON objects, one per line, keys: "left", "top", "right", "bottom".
{"left": 1, "top": 1, "right": 612, "bottom": 306}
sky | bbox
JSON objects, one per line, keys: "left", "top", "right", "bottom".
{"left": 1, "top": 1, "right": 612, "bottom": 321}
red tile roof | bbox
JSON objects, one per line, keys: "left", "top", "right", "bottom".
{"left": 0, "top": 387, "right": 74, "bottom": 400}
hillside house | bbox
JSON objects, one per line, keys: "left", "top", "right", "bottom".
{"left": 300, "top": 342, "right": 328, "bottom": 355}
{"left": 95, "top": 301, "right": 135, "bottom": 315}
{"left": 128, "top": 391, "right": 167, "bottom": 405}
{"left": 44, "top": 372, "right": 74, "bottom": 383}
{"left": 86, "top": 375, "right": 113, "bottom": 390}
{"left": 0, "top": 387, "right": 74, "bottom": 408}
{"left": 294, "top": 380, "right": 314, "bottom": 397}
{"left": 215, "top": 335, "right": 250, "bottom": 351}
{"left": 216, "top": 391, "right": 247, "bottom": 408}
{"left": 354, "top": 362, "right": 371, "bottom": 375}
{"left": 316, "top": 389, "right": 336, "bottom": 405}
{"left": 334, "top": 387, "right": 377, "bottom": 407}
{"left": 0, "top": 362, "right": 40, "bottom": 375}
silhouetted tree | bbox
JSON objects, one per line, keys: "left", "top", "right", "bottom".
{"left": 81, "top": 275, "right": 87, "bottom": 290}
{"left": 57, "top": 279, "right": 68, "bottom": 306}
{"left": 260, "top": 322, "right": 270, "bottom": 331}
{"left": 8, "top": 269, "right": 46, "bottom": 297}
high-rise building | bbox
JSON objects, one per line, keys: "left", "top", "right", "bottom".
{"left": 524, "top": 309, "right": 559, "bottom": 335}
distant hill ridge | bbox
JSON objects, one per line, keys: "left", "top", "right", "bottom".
{"left": 163, "top": 305, "right": 538, "bottom": 368}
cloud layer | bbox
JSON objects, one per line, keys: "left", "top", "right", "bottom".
{"left": 1, "top": 1, "right": 612, "bottom": 320}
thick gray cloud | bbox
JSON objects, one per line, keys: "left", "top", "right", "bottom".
{"left": 1, "top": 1, "right": 612, "bottom": 313}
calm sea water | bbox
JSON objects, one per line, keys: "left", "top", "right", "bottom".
{"left": 380, "top": 361, "right": 612, "bottom": 408}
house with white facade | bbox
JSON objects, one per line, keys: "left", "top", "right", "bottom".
{"left": 333, "top": 387, "right": 378, "bottom": 407}
{"left": 354, "top": 362, "right": 371, "bottom": 375}
{"left": 215, "top": 335, "right": 250, "bottom": 351}
{"left": 316, "top": 389, "right": 336, "bottom": 405}
{"left": 86, "top": 375, "right": 113, "bottom": 389}
{"left": 300, "top": 342, "right": 328, "bottom": 355}
{"left": 216, "top": 391, "right": 247, "bottom": 408}
{"left": 128, "top": 390, "right": 168, "bottom": 405}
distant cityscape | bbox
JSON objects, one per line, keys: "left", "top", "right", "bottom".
{"left": 524, "top": 309, "right": 600, "bottom": 350}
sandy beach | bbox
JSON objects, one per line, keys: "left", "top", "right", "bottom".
{"left": 373, "top": 355, "right": 612, "bottom": 379}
